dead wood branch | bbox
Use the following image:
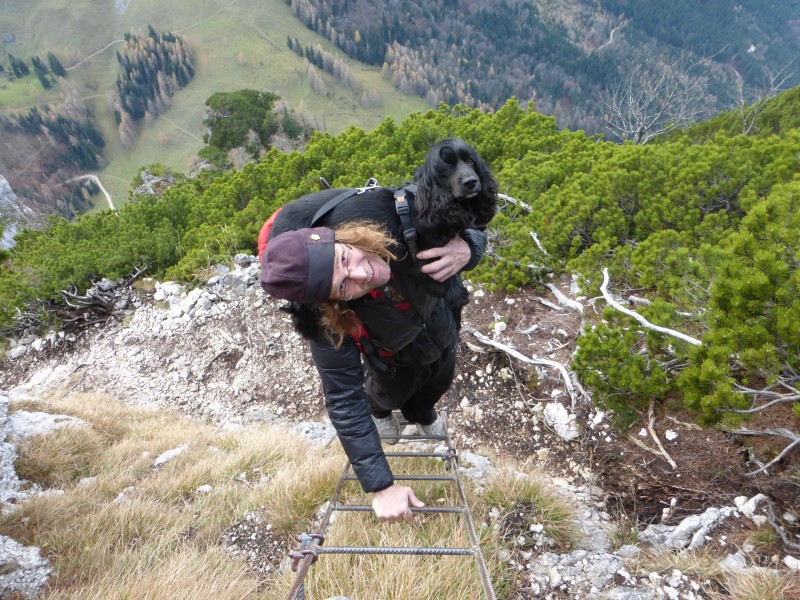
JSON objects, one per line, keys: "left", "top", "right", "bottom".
{"left": 530, "top": 232, "right": 547, "bottom": 254}
{"left": 543, "top": 283, "right": 584, "bottom": 314}
{"left": 728, "top": 428, "right": 800, "bottom": 476}
{"left": 721, "top": 380, "right": 800, "bottom": 415}
{"left": 498, "top": 193, "right": 531, "bottom": 213}
{"left": 535, "top": 297, "right": 565, "bottom": 312}
{"left": 462, "top": 325, "right": 580, "bottom": 407}
{"left": 764, "top": 497, "right": 800, "bottom": 551}
{"left": 600, "top": 268, "right": 701, "bottom": 346}
{"left": 647, "top": 398, "right": 677, "bottom": 469}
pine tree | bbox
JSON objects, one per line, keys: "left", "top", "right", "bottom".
{"left": 8, "top": 54, "right": 29, "bottom": 77}
{"left": 47, "top": 52, "right": 67, "bottom": 77}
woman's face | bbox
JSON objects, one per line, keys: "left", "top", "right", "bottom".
{"left": 331, "top": 242, "right": 391, "bottom": 301}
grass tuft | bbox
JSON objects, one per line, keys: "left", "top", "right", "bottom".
{"left": 475, "top": 464, "right": 580, "bottom": 550}
{"left": 713, "top": 568, "right": 800, "bottom": 600}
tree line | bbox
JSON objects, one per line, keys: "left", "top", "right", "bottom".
{"left": 287, "top": 37, "right": 358, "bottom": 90}
{"left": 4, "top": 52, "right": 67, "bottom": 89}
{"left": 1, "top": 89, "right": 799, "bottom": 442}
{"left": 284, "top": 0, "right": 799, "bottom": 137}
{"left": 2, "top": 90, "right": 104, "bottom": 173}
{"left": 108, "top": 25, "right": 194, "bottom": 148}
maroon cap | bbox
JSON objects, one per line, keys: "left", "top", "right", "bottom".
{"left": 260, "top": 228, "right": 335, "bottom": 302}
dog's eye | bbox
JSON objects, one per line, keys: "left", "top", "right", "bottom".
{"left": 465, "top": 158, "right": 475, "bottom": 166}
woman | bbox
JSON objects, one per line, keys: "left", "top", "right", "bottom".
{"left": 260, "top": 220, "right": 484, "bottom": 523}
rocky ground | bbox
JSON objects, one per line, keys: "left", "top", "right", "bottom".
{"left": 1, "top": 257, "right": 799, "bottom": 599}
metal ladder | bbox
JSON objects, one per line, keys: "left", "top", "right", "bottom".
{"left": 287, "top": 410, "right": 497, "bottom": 600}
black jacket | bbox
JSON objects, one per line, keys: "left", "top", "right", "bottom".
{"left": 269, "top": 187, "right": 487, "bottom": 492}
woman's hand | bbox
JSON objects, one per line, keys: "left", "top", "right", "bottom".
{"left": 372, "top": 484, "right": 425, "bottom": 523}
{"left": 417, "top": 236, "right": 471, "bottom": 281}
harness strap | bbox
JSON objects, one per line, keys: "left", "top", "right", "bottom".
{"left": 394, "top": 184, "right": 419, "bottom": 257}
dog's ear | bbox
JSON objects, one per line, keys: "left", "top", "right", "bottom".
{"left": 280, "top": 302, "right": 323, "bottom": 339}
{"left": 414, "top": 139, "right": 457, "bottom": 232}
{"left": 474, "top": 155, "right": 499, "bottom": 227}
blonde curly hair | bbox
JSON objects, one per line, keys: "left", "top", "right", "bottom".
{"left": 319, "top": 220, "right": 398, "bottom": 347}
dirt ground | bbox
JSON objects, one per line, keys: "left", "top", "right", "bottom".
{"left": 449, "top": 282, "right": 797, "bottom": 533}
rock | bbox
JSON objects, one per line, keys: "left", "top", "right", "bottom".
{"left": 292, "top": 422, "right": 336, "bottom": 447}
{"left": 154, "top": 281, "right": 184, "bottom": 301}
{"left": 233, "top": 254, "right": 257, "bottom": 268}
{"left": 9, "top": 346, "right": 27, "bottom": 360}
{"left": 784, "top": 555, "right": 800, "bottom": 571}
{"left": 638, "top": 506, "right": 736, "bottom": 549}
{"left": 152, "top": 444, "right": 188, "bottom": 468}
{"left": 95, "top": 278, "right": 118, "bottom": 292}
{"left": 6, "top": 411, "right": 85, "bottom": 439}
{"left": 0, "top": 535, "right": 51, "bottom": 598}
{"left": 720, "top": 552, "right": 748, "bottom": 571}
{"left": 616, "top": 544, "right": 641, "bottom": 559}
{"left": 543, "top": 402, "right": 580, "bottom": 442}
{"left": 459, "top": 451, "right": 491, "bottom": 481}
{"left": 734, "top": 494, "right": 768, "bottom": 520}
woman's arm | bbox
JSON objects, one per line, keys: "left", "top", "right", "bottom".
{"left": 309, "top": 337, "right": 394, "bottom": 493}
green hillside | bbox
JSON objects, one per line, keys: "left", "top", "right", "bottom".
{"left": 0, "top": 0, "right": 427, "bottom": 205}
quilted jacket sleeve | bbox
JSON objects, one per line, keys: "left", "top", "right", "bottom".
{"left": 460, "top": 228, "right": 488, "bottom": 272}
{"left": 309, "top": 337, "right": 395, "bottom": 493}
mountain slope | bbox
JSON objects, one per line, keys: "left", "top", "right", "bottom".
{"left": 0, "top": 0, "right": 427, "bottom": 205}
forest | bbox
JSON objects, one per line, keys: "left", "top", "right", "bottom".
{"left": 285, "top": 0, "right": 800, "bottom": 135}
{"left": 0, "top": 86, "right": 799, "bottom": 443}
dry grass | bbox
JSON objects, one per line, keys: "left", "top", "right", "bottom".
{"left": 474, "top": 463, "right": 581, "bottom": 550}
{"left": 712, "top": 568, "right": 800, "bottom": 600}
{"left": 3, "top": 392, "right": 581, "bottom": 599}
{"left": 3, "top": 391, "right": 330, "bottom": 599}
{"left": 632, "top": 546, "right": 800, "bottom": 600}
{"left": 634, "top": 546, "right": 726, "bottom": 582}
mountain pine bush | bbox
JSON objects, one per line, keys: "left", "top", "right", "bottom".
{"left": 1, "top": 91, "right": 799, "bottom": 431}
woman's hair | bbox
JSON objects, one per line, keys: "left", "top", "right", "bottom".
{"left": 319, "top": 220, "right": 397, "bottom": 346}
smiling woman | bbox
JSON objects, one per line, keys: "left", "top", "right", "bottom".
{"left": 260, "top": 222, "right": 396, "bottom": 305}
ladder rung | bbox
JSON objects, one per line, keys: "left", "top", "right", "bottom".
{"left": 315, "top": 546, "right": 475, "bottom": 556}
{"left": 384, "top": 451, "right": 451, "bottom": 458}
{"left": 333, "top": 504, "right": 464, "bottom": 514}
{"left": 343, "top": 474, "right": 455, "bottom": 482}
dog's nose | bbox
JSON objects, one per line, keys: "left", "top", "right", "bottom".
{"left": 463, "top": 176, "right": 479, "bottom": 190}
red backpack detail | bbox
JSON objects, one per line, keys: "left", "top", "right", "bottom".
{"left": 257, "top": 207, "right": 284, "bottom": 262}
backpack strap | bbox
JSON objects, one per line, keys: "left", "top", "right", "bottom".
{"left": 393, "top": 184, "right": 418, "bottom": 257}
{"left": 309, "top": 179, "right": 383, "bottom": 226}
{"left": 310, "top": 188, "right": 358, "bottom": 226}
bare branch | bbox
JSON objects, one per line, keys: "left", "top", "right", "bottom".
{"left": 462, "top": 325, "right": 580, "bottom": 407}
{"left": 729, "top": 60, "right": 796, "bottom": 135}
{"left": 498, "top": 193, "right": 532, "bottom": 213}
{"left": 599, "top": 53, "right": 713, "bottom": 144}
{"left": 727, "top": 428, "right": 800, "bottom": 476}
{"left": 600, "top": 268, "right": 702, "bottom": 346}
{"left": 721, "top": 396, "right": 799, "bottom": 415}
{"left": 543, "top": 283, "right": 584, "bottom": 314}
{"left": 647, "top": 398, "right": 677, "bottom": 469}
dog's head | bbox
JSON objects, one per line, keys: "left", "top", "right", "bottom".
{"left": 414, "top": 138, "right": 498, "bottom": 235}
